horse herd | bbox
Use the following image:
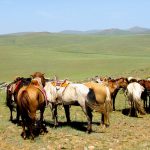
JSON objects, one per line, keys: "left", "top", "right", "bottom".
{"left": 6, "top": 72, "right": 150, "bottom": 140}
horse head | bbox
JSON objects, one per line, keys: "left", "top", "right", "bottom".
{"left": 115, "top": 77, "right": 129, "bottom": 89}
{"left": 31, "top": 72, "right": 45, "bottom": 87}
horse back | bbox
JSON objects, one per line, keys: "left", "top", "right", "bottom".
{"left": 17, "top": 85, "right": 45, "bottom": 111}
{"left": 84, "top": 82, "right": 107, "bottom": 102}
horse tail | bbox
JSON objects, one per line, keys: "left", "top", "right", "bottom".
{"left": 134, "top": 99, "right": 146, "bottom": 115}
{"left": 86, "top": 87, "right": 113, "bottom": 112}
{"left": 105, "top": 86, "right": 113, "bottom": 112}
{"left": 126, "top": 82, "right": 146, "bottom": 115}
{"left": 20, "top": 90, "right": 35, "bottom": 121}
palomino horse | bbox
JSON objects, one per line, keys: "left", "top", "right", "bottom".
{"left": 44, "top": 80, "right": 99, "bottom": 133}
{"left": 126, "top": 82, "right": 146, "bottom": 117}
{"left": 6, "top": 77, "right": 31, "bottom": 121}
{"left": 17, "top": 77, "right": 46, "bottom": 140}
{"left": 84, "top": 82, "right": 112, "bottom": 129}
{"left": 95, "top": 77, "right": 129, "bottom": 111}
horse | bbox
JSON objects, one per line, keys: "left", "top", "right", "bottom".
{"left": 84, "top": 81, "right": 112, "bottom": 129}
{"left": 44, "top": 80, "right": 100, "bottom": 133}
{"left": 126, "top": 82, "right": 146, "bottom": 117}
{"left": 95, "top": 77, "right": 129, "bottom": 111}
{"left": 44, "top": 79, "right": 72, "bottom": 127}
{"left": 6, "top": 77, "right": 31, "bottom": 122}
{"left": 31, "top": 72, "right": 46, "bottom": 87}
{"left": 17, "top": 77, "right": 46, "bottom": 140}
{"left": 138, "top": 79, "right": 150, "bottom": 111}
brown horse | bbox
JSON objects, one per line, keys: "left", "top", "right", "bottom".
{"left": 95, "top": 77, "right": 129, "bottom": 111}
{"left": 31, "top": 72, "right": 46, "bottom": 87}
{"left": 138, "top": 80, "right": 150, "bottom": 111}
{"left": 17, "top": 77, "right": 46, "bottom": 140}
{"left": 84, "top": 82, "right": 112, "bottom": 129}
{"left": 6, "top": 77, "right": 31, "bottom": 122}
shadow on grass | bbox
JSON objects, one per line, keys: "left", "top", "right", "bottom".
{"left": 20, "top": 124, "right": 48, "bottom": 140}
{"left": 44, "top": 120, "right": 100, "bottom": 132}
{"left": 121, "top": 108, "right": 146, "bottom": 118}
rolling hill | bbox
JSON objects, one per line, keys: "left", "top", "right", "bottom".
{"left": 0, "top": 31, "right": 150, "bottom": 81}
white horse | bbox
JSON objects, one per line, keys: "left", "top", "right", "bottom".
{"left": 44, "top": 81, "right": 95, "bottom": 132}
{"left": 126, "top": 82, "right": 146, "bottom": 116}
{"left": 44, "top": 79, "right": 113, "bottom": 133}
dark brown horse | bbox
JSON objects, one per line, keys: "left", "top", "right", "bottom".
{"left": 6, "top": 77, "right": 31, "bottom": 121}
{"left": 17, "top": 77, "right": 46, "bottom": 140}
{"left": 138, "top": 80, "right": 150, "bottom": 111}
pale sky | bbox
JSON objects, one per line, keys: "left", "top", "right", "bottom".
{"left": 0, "top": 0, "right": 150, "bottom": 34}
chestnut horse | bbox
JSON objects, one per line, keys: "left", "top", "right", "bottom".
{"left": 6, "top": 77, "right": 31, "bottom": 122}
{"left": 17, "top": 77, "right": 46, "bottom": 140}
{"left": 95, "top": 77, "right": 129, "bottom": 111}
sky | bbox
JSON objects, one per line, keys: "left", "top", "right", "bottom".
{"left": 0, "top": 0, "right": 150, "bottom": 34}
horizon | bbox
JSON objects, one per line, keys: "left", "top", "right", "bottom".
{"left": 1, "top": 26, "right": 150, "bottom": 35}
{"left": 1, "top": 0, "right": 150, "bottom": 34}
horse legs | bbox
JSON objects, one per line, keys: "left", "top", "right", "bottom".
{"left": 82, "top": 105, "right": 92, "bottom": 133}
{"left": 21, "top": 115, "right": 26, "bottom": 139}
{"left": 39, "top": 106, "right": 46, "bottom": 133}
{"left": 112, "top": 98, "right": 115, "bottom": 111}
{"left": 28, "top": 124, "right": 34, "bottom": 140}
{"left": 51, "top": 103, "right": 58, "bottom": 127}
{"left": 63, "top": 105, "right": 71, "bottom": 124}
{"left": 141, "top": 91, "right": 147, "bottom": 109}
{"left": 16, "top": 106, "right": 20, "bottom": 124}
{"left": 101, "top": 112, "right": 110, "bottom": 128}
{"left": 129, "top": 101, "right": 138, "bottom": 117}
{"left": 112, "top": 94, "right": 117, "bottom": 111}
{"left": 9, "top": 107, "right": 13, "bottom": 121}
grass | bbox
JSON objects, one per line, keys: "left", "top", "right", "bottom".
{"left": 0, "top": 89, "right": 150, "bottom": 150}
{"left": 0, "top": 33, "right": 150, "bottom": 81}
{"left": 0, "top": 33, "right": 150, "bottom": 149}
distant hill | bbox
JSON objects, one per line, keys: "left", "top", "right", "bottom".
{"left": 1, "top": 26, "right": 150, "bottom": 36}
{"left": 128, "top": 26, "right": 150, "bottom": 33}
{"left": 59, "top": 26, "right": 150, "bottom": 35}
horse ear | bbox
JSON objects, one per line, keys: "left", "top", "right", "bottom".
{"left": 54, "top": 75, "right": 58, "bottom": 81}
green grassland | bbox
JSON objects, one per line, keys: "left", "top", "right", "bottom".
{"left": 0, "top": 33, "right": 150, "bottom": 81}
{"left": 0, "top": 33, "right": 150, "bottom": 149}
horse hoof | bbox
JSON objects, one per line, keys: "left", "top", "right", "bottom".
{"left": 86, "top": 130, "right": 92, "bottom": 134}
{"left": 21, "top": 132, "right": 26, "bottom": 139}
{"left": 54, "top": 123, "right": 59, "bottom": 128}
{"left": 31, "top": 137, "right": 34, "bottom": 140}
{"left": 105, "top": 124, "right": 109, "bottom": 128}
